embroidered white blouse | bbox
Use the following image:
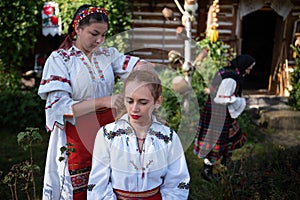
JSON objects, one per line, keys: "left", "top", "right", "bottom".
{"left": 87, "top": 114, "right": 190, "bottom": 200}
{"left": 38, "top": 45, "right": 139, "bottom": 200}
{"left": 38, "top": 45, "right": 139, "bottom": 130}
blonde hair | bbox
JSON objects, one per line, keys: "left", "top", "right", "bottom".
{"left": 116, "top": 70, "right": 165, "bottom": 124}
{"left": 124, "top": 70, "right": 162, "bottom": 101}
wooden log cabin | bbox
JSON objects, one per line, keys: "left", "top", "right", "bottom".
{"left": 129, "top": 0, "right": 300, "bottom": 95}
{"left": 34, "top": 0, "right": 299, "bottom": 95}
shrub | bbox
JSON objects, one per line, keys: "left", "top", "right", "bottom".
{"left": 0, "top": 0, "right": 132, "bottom": 72}
{"left": 194, "top": 37, "right": 235, "bottom": 85}
{"left": 0, "top": 89, "right": 45, "bottom": 132}
{"left": 289, "top": 45, "right": 300, "bottom": 110}
{"left": 0, "top": 1, "right": 44, "bottom": 69}
{"left": 0, "top": 60, "right": 22, "bottom": 92}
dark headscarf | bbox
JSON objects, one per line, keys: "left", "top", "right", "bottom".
{"left": 229, "top": 54, "right": 255, "bottom": 75}
{"left": 228, "top": 54, "right": 255, "bottom": 95}
{"left": 211, "top": 54, "right": 255, "bottom": 97}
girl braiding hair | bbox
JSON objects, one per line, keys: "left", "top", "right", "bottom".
{"left": 38, "top": 3, "right": 152, "bottom": 199}
{"left": 59, "top": 4, "right": 109, "bottom": 50}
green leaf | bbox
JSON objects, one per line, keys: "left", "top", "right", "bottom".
{"left": 58, "top": 157, "right": 65, "bottom": 162}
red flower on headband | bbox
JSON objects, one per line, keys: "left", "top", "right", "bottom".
{"left": 72, "top": 6, "right": 108, "bottom": 28}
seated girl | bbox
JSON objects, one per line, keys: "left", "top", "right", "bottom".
{"left": 87, "top": 70, "right": 190, "bottom": 200}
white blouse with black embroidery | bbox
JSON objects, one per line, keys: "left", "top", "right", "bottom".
{"left": 87, "top": 114, "right": 190, "bottom": 200}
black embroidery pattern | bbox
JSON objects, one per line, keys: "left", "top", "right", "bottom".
{"left": 148, "top": 128, "right": 173, "bottom": 143}
{"left": 177, "top": 182, "right": 189, "bottom": 190}
{"left": 87, "top": 184, "right": 96, "bottom": 191}
{"left": 104, "top": 126, "right": 133, "bottom": 139}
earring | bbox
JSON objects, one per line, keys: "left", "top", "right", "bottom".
{"left": 71, "top": 31, "right": 77, "bottom": 40}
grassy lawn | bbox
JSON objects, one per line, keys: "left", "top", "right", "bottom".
{"left": 186, "top": 115, "right": 300, "bottom": 200}
{"left": 1, "top": 117, "right": 300, "bottom": 199}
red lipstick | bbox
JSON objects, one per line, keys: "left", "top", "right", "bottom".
{"left": 131, "top": 115, "right": 141, "bottom": 119}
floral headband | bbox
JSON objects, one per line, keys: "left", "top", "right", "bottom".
{"left": 73, "top": 6, "right": 108, "bottom": 28}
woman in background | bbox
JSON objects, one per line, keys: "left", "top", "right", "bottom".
{"left": 193, "top": 54, "right": 255, "bottom": 181}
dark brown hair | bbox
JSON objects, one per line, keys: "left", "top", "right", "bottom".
{"left": 58, "top": 4, "right": 109, "bottom": 50}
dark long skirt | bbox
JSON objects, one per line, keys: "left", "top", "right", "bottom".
{"left": 193, "top": 97, "right": 238, "bottom": 164}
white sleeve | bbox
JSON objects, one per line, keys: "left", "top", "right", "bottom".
{"left": 38, "top": 51, "right": 76, "bottom": 130}
{"left": 44, "top": 91, "right": 75, "bottom": 131}
{"left": 38, "top": 50, "right": 72, "bottom": 100}
{"left": 160, "top": 133, "right": 190, "bottom": 200}
{"left": 213, "top": 78, "right": 246, "bottom": 118}
{"left": 87, "top": 127, "right": 117, "bottom": 200}
{"left": 228, "top": 97, "right": 246, "bottom": 119}
{"left": 214, "top": 78, "right": 237, "bottom": 104}
{"left": 110, "top": 47, "right": 140, "bottom": 81}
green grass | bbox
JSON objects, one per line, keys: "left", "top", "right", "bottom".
{"left": 186, "top": 113, "right": 300, "bottom": 200}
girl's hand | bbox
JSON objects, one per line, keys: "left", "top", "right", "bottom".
{"left": 110, "top": 94, "right": 124, "bottom": 110}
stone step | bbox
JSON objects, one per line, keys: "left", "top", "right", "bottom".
{"left": 258, "top": 109, "right": 300, "bottom": 130}
{"left": 244, "top": 93, "right": 300, "bottom": 130}
{"left": 245, "top": 94, "right": 289, "bottom": 107}
{"left": 243, "top": 91, "right": 300, "bottom": 146}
